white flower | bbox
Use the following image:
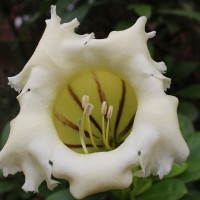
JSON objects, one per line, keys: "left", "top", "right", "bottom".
{"left": 0, "top": 5, "right": 189, "bottom": 199}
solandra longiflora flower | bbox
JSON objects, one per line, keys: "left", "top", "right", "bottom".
{"left": 0, "top": 6, "right": 189, "bottom": 199}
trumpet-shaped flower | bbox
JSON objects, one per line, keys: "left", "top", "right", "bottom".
{"left": 0, "top": 6, "right": 189, "bottom": 199}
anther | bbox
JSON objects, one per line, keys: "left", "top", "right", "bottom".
{"left": 84, "top": 103, "right": 94, "bottom": 116}
{"left": 83, "top": 103, "right": 99, "bottom": 151}
{"left": 101, "top": 101, "right": 107, "bottom": 116}
{"left": 107, "top": 105, "right": 113, "bottom": 119}
{"left": 81, "top": 95, "right": 89, "bottom": 109}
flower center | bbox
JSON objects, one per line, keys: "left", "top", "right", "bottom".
{"left": 53, "top": 70, "right": 137, "bottom": 154}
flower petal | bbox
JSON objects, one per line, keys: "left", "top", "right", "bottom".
{"left": 0, "top": 5, "right": 189, "bottom": 199}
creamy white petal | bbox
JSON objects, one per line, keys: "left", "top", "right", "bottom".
{"left": 0, "top": 5, "right": 189, "bottom": 199}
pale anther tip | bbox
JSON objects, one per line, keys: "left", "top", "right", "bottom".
{"left": 101, "top": 101, "right": 107, "bottom": 115}
{"left": 107, "top": 105, "right": 113, "bottom": 119}
{"left": 84, "top": 103, "right": 94, "bottom": 116}
{"left": 81, "top": 95, "right": 90, "bottom": 109}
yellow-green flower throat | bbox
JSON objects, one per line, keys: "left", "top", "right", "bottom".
{"left": 53, "top": 70, "right": 137, "bottom": 153}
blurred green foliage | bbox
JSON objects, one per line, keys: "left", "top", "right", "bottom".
{"left": 0, "top": 0, "right": 200, "bottom": 199}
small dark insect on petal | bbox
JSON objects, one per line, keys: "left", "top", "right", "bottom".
{"left": 49, "top": 160, "right": 53, "bottom": 166}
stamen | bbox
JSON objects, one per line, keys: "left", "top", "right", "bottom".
{"left": 79, "top": 96, "right": 114, "bottom": 153}
{"left": 101, "top": 101, "right": 106, "bottom": 149}
{"left": 78, "top": 118, "right": 88, "bottom": 154}
{"left": 84, "top": 102, "right": 99, "bottom": 151}
{"left": 81, "top": 95, "right": 89, "bottom": 109}
{"left": 84, "top": 103, "right": 94, "bottom": 115}
{"left": 107, "top": 105, "right": 113, "bottom": 119}
{"left": 101, "top": 101, "right": 107, "bottom": 115}
{"left": 107, "top": 106, "right": 113, "bottom": 149}
{"left": 103, "top": 105, "right": 113, "bottom": 150}
{"left": 86, "top": 115, "right": 99, "bottom": 151}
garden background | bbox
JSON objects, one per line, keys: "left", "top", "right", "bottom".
{"left": 0, "top": 0, "right": 200, "bottom": 199}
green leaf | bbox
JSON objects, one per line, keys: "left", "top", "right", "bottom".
{"left": 45, "top": 189, "right": 76, "bottom": 200}
{"left": 60, "top": 5, "right": 90, "bottom": 23}
{"left": 115, "top": 21, "right": 133, "bottom": 31}
{"left": 0, "top": 122, "right": 10, "bottom": 149}
{"left": 178, "top": 101, "right": 198, "bottom": 122}
{"left": 84, "top": 192, "right": 107, "bottom": 200}
{"left": 159, "top": 9, "right": 200, "bottom": 21}
{"left": 186, "top": 132, "right": 200, "bottom": 162}
{"left": 112, "top": 177, "right": 152, "bottom": 199}
{"left": 133, "top": 177, "right": 152, "bottom": 195}
{"left": 179, "top": 161, "right": 200, "bottom": 183}
{"left": 178, "top": 114, "right": 194, "bottom": 138}
{"left": 137, "top": 179, "right": 187, "bottom": 200}
{"left": 164, "top": 56, "right": 174, "bottom": 72}
{"left": 0, "top": 170, "right": 3, "bottom": 178}
{"left": 177, "top": 84, "right": 200, "bottom": 99}
{"left": 182, "top": 192, "right": 200, "bottom": 200}
{"left": 179, "top": 132, "right": 200, "bottom": 183}
{"left": 170, "top": 62, "right": 198, "bottom": 79}
{"left": 112, "top": 188, "right": 131, "bottom": 200}
{"left": 165, "top": 163, "right": 188, "bottom": 178}
{"left": 0, "top": 181, "right": 18, "bottom": 193}
{"left": 56, "top": 0, "right": 72, "bottom": 11}
{"left": 128, "top": 4, "right": 152, "bottom": 17}
{"left": 39, "top": 180, "right": 68, "bottom": 197}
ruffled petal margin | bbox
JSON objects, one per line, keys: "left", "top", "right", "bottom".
{"left": 0, "top": 5, "right": 189, "bottom": 199}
